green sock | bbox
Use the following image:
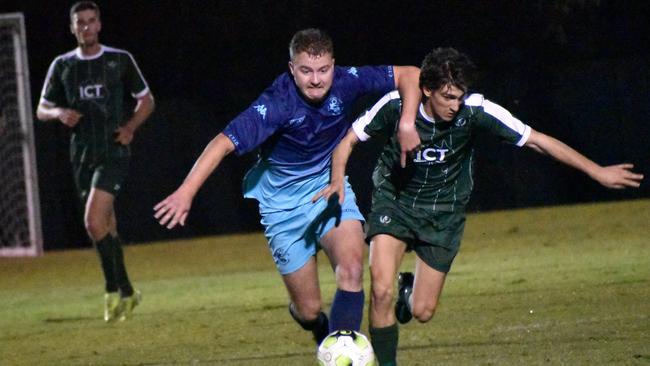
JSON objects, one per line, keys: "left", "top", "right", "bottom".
{"left": 94, "top": 235, "right": 117, "bottom": 293}
{"left": 370, "top": 323, "right": 399, "bottom": 366}
{"left": 111, "top": 234, "right": 134, "bottom": 297}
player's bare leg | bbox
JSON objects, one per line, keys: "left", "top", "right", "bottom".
{"left": 410, "top": 257, "right": 446, "bottom": 323}
{"left": 84, "top": 188, "right": 115, "bottom": 242}
{"left": 320, "top": 219, "right": 366, "bottom": 332}
{"left": 368, "top": 234, "right": 407, "bottom": 365}
{"left": 85, "top": 188, "right": 138, "bottom": 321}
{"left": 368, "top": 234, "right": 407, "bottom": 327}
{"left": 283, "top": 257, "right": 329, "bottom": 343}
{"left": 320, "top": 219, "right": 365, "bottom": 292}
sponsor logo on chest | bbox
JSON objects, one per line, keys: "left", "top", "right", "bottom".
{"left": 413, "top": 147, "right": 449, "bottom": 163}
{"left": 79, "top": 83, "right": 105, "bottom": 100}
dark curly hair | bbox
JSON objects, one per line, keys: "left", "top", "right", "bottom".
{"left": 420, "top": 47, "right": 476, "bottom": 94}
{"left": 289, "top": 28, "right": 334, "bottom": 60}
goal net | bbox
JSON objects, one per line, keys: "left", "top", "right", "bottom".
{"left": 0, "top": 13, "right": 42, "bottom": 256}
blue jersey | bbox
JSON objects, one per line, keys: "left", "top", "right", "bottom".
{"left": 223, "top": 65, "right": 395, "bottom": 213}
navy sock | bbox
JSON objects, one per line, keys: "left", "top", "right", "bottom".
{"left": 329, "top": 289, "right": 364, "bottom": 332}
{"left": 370, "top": 324, "right": 398, "bottom": 366}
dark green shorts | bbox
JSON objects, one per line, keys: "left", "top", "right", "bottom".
{"left": 72, "top": 157, "right": 130, "bottom": 202}
{"left": 366, "top": 198, "right": 466, "bottom": 273}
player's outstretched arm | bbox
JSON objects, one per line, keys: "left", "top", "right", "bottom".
{"left": 525, "top": 129, "right": 644, "bottom": 189}
{"left": 154, "top": 133, "right": 235, "bottom": 229}
{"left": 312, "top": 129, "right": 360, "bottom": 205}
{"left": 393, "top": 66, "right": 422, "bottom": 168}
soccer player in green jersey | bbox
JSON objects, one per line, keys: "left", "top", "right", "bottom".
{"left": 314, "top": 47, "right": 643, "bottom": 365}
{"left": 36, "top": 1, "right": 155, "bottom": 322}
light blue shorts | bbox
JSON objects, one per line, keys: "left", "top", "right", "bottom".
{"left": 260, "top": 181, "right": 364, "bottom": 275}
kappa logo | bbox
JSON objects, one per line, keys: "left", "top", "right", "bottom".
{"left": 379, "top": 215, "right": 391, "bottom": 224}
{"left": 454, "top": 117, "right": 467, "bottom": 127}
{"left": 327, "top": 96, "right": 343, "bottom": 114}
{"left": 114, "top": 184, "right": 121, "bottom": 191}
{"left": 107, "top": 61, "right": 118, "bottom": 69}
{"left": 254, "top": 104, "right": 267, "bottom": 119}
{"left": 347, "top": 67, "right": 359, "bottom": 78}
{"left": 272, "top": 248, "right": 289, "bottom": 265}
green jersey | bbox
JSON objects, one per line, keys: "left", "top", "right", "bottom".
{"left": 39, "top": 45, "right": 150, "bottom": 162}
{"left": 352, "top": 91, "right": 531, "bottom": 213}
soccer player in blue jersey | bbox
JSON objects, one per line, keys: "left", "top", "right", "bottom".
{"left": 154, "top": 29, "right": 420, "bottom": 344}
{"left": 316, "top": 47, "right": 643, "bottom": 365}
{"left": 37, "top": 1, "right": 154, "bottom": 322}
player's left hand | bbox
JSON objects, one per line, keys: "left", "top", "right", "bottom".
{"left": 312, "top": 181, "right": 345, "bottom": 205}
{"left": 595, "top": 163, "right": 644, "bottom": 189}
{"left": 114, "top": 125, "right": 135, "bottom": 145}
{"left": 397, "top": 118, "right": 421, "bottom": 168}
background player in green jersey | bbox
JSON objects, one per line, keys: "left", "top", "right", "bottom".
{"left": 314, "top": 47, "right": 643, "bottom": 365}
{"left": 36, "top": 1, "right": 155, "bottom": 322}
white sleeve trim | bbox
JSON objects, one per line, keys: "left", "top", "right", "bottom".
{"left": 516, "top": 125, "right": 532, "bottom": 146}
{"left": 38, "top": 98, "right": 56, "bottom": 107}
{"left": 482, "top": 99, "right": 531, "bottom": 147}
{"left": 132, "top": 87, "right": 150, "bottom": 99}
{"left": 351, "top": 90, "right": 400, "bottom": 142}
{"left": 352, "top": 113, "right": 372, "bottom": 141}
{"left": 104, "top": 46, "right": 151, "bottom": 98}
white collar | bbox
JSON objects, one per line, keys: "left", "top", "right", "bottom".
{"left": 419, "top": 103, "right": 436, "bottom": 124}
{"left": 75, "top": 45, "right": 105, "bottom": 60}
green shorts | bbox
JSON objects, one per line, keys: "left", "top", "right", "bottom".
{"left": 366, "top": 198, "right": 466, "bottom": 273}
{"left": 72, "top": 157, "right": 130, "bottom": 202}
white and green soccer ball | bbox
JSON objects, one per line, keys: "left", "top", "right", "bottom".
{"left": 317, "top": 330, "right": 376, "bottom": 366}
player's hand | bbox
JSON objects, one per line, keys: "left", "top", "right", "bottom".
{"left": 397, "top": 118, "right": 421, "bottom": 168}
{"left": 153, "top": 189, "right": 193, "bottom": 229}
{"left": 114, "top": 125, "right": 135, "bottom": 145}
{"left": 594, "top": 163, "right": 643, "bottom": 189}
{"left": 57, "top": 108, "right": 83, "bottom": 127}
{"left": 312, "top": 181, "right": 345, "bottom": 205}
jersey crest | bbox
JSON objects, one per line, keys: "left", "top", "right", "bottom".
{"left": 326, "top": 96, "right": 343, "bottom": 115}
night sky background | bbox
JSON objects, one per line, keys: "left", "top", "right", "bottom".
{"left": 2, "top": 0, "right": 649, "bottom": 250}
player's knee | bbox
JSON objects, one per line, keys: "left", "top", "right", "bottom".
{"left": 371, "top": 281, "right": 394, "bottom": 308}
{"left": 291, "top": 300, "right": 322, "bottom": 322}
{"left": 412, "top": 303, "right": 437, "bottom": 323}
{"left": 335, "top": 262, "right": 364, "bottom": 289}
{"left": 84, "top": 214, "right": 108, "bottom": 241}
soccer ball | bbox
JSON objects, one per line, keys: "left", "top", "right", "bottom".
{"left": 317, "top": 330, "right": 376, "bottom": 366}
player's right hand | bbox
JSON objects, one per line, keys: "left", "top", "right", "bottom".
{"left": 397, "top": 120, "right": 421, "bottom": 168}
{"left": 154, "top": 189, "right": 193, "bottom": 229}
{"left": 57, "top": 108, "right": 83, "bottom": 127}
{"left": 594, "top": 163, "right": 644, "bottom": 189}
{"left": 312, "top": 181, "right": 345, "bottom": 205}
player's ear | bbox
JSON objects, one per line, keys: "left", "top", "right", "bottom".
{"left": 288, "top": 61, "right": 295, "bottom": 76}
{"left": 423, "top": 87, "right": 433, "bottom": 98}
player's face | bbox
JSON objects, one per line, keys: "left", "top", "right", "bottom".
{"left": 424, "top": 83, "right": 465, "bottom": 121}
{"left": 289, "top": 51, "right": 335, "bottom": 104}
{"left": 70, "top": 9, "right": 101, "bottom": 48}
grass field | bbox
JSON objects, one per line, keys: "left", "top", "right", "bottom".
{"left": 1, "top": 199, "right": 649, "bottom": 365}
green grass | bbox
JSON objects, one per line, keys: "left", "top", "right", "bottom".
{"left": 1, "top": 200, "right": 649, "bottom": 365}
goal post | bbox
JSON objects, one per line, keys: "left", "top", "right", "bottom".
{"left": 0, "top": 12, "right": 43, "bottom": 256}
